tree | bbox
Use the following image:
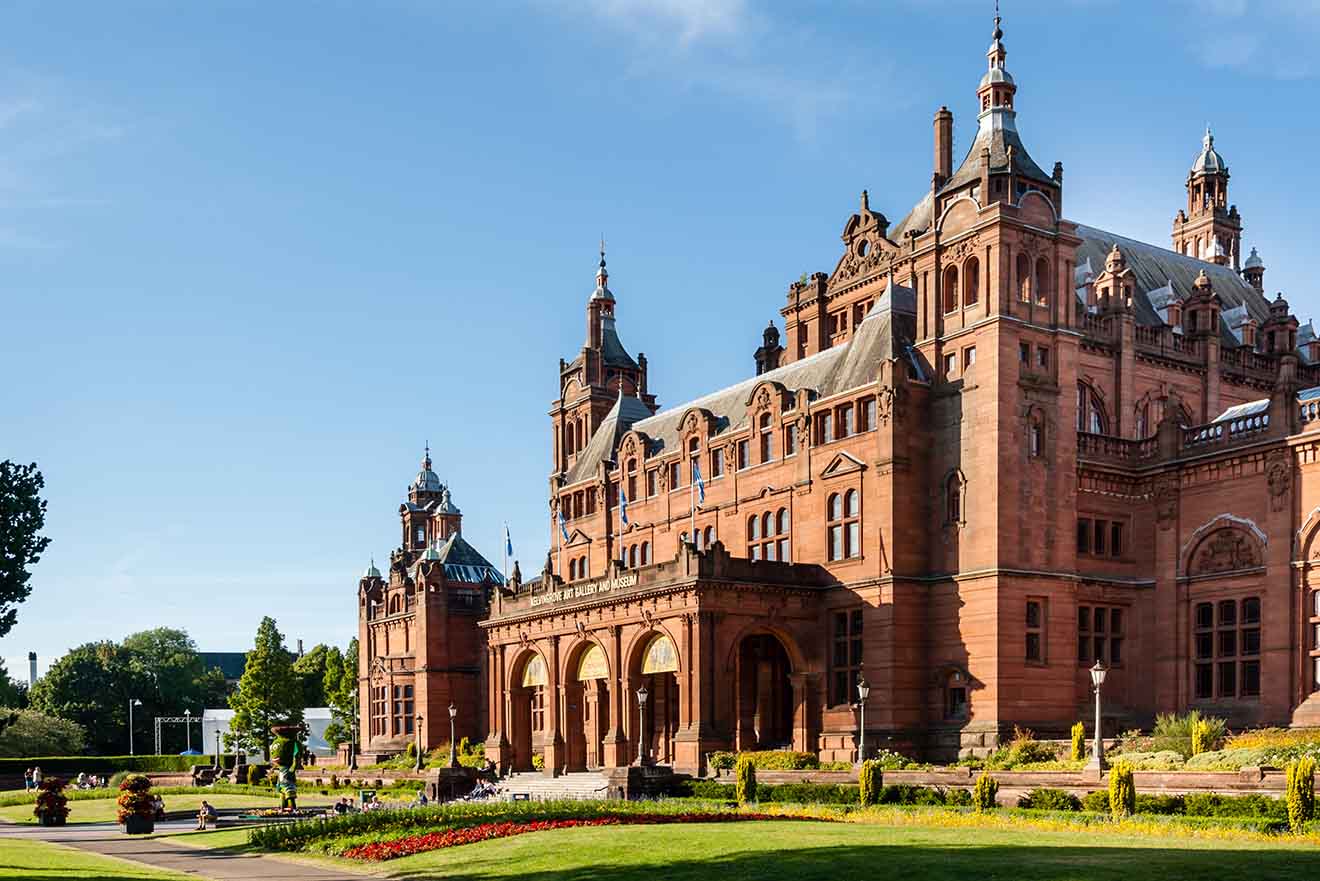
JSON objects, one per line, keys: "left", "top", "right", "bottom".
{"left": 228, "top": 617, "right": 302, "bottom": 758}
{"left": 30, "top": 641, "right": 149, "bottom": 754}
{"left": 0, "top": 461, "right": 52, "bottom": 639}
{"left": 292, "top": 643, "right": 330, "bottom": 708}
{"left": 323, "top": 638, "right": 358, "bottom": 748}
{"left": 0, "top": 658, "right": 28, "bottom": 709}
{"left": 0, "top": 709, "right": 85, "bottom": 756}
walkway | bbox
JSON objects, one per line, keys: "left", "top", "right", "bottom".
{"left": 1, "top": 820, "right": 369, "bottom": 881}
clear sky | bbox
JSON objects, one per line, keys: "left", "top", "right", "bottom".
{"left": 3, "top": 0, "right": 1319, "bottom": 683}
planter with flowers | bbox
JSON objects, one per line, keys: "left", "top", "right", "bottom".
{"left": 117, "top": 773, "right": 155, "bottom": 835}
{"left": 33, "top": 777, "right": 69, "bottom": 826}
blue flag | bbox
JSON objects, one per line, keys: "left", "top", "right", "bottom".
{"left": 693, "top": 461, "right": 706, "bottom": 506}
{"left": 504, "top": 524, "right": 513, "bottom": 557}
{"left": 558, "top": 509, "right": 570, "bottom": 542}
{"left": 619, "top": 484, "right": 630, "bottom": 525}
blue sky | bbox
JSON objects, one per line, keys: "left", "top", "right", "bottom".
{"left": 3, "top": 0, "right": 1319, "bottom": 683}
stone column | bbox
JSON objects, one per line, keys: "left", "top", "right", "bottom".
{"left": 544, "top": 636, "right": 564, "bottom": 776}
{"left": 601, "top": 625, "right": 628, "bottom": 767}
{"left": 789, "top": 672, "right": 812, "bottom": 754}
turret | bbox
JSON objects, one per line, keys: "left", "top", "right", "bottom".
{"left": 1242, "top": 246, "right": 1265, "bottom": 292}
{"left": 1172, "top": 128, "right": 1243, "bottom": 269}
{"left": 754, "top": 320, "right": 783, "bottom": 375}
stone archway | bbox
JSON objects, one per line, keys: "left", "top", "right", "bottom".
{"left": 509, "top": 651, "right": 547, "bottom": 772}
{"left": 736, "top": 633, "right": 794, "bottom": 751}
{"left": 563, "top": 641, "right": 611, "bottom": 771}
{"left": 629, "top": 632, "right": 681, "bottom": 766}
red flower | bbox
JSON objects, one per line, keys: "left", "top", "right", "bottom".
{"left": 341, "top": 813, "right": 824, "bottom": 861}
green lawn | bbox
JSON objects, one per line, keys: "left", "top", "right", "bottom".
{"left": 367, "top": 820, "right": 1320, "bottom": 881}
{"left": 0, "top": 792, "right": 334, "bottom": 824}
{"left": 0, "top": 838, "right": 193, "bottom": 880}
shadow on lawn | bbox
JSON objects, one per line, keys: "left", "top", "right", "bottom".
{"left": 387, "top": 841, "right": 1320, "bottom": 881}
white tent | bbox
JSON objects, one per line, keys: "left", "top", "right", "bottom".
{"left": 201, "top": 707, "right": 336, "bottom": 760}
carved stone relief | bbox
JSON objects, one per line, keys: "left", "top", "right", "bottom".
{"left": 1190, "top": 529, "right": 1262, "bottom": 576}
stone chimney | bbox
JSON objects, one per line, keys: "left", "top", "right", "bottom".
{"left": 934, "top": 106, "right": 953, "bottom": 186}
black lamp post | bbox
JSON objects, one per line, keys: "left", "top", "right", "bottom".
{"left": 855, "top": 674, "right": 870, "bottom": 765}
{"left": 414, "top": 714, "right": 424, "bottom": 772}
{"left": 448, "top": 703, "right": 459, "bottom": 768}
{"left": 635, "top": 685, "right": 649, "bottom": 766}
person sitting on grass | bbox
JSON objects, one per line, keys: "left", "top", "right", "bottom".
{"left": 196, "top": 800, "right": 217, "bottom": 830}
{"left": 414, "top": 789, "right": 429, "bottom": 807}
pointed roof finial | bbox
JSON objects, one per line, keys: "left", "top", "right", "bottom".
{"left": 993, "top": 0, "right": 1003, "bottom": 41}
{"left": 599, "top": 234, "right": 606, "bottom": 268}
{"left": 423, "top": 440, "right": 431, "bottom": 469}
{"left": 860, "top": 189, "right": 869, "bottom": 211}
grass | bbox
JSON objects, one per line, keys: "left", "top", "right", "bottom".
{"left": 0, "top": 838, "right": 193, "bottom": 880}
{"left": 0, "top": 791, "right": 336, "bottom": 824}
{"left": 365, "top": 819, "right": 1320, "bottom": 880}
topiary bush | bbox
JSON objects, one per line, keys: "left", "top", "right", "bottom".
{"left": 1081, "top": 790, "right": 1109, "bottom": 812}
{"left": 709, "top": 750, "right": 822, "bottom": 771}
{"left": 1071, "top": 722, "right": 1086, "bottom": 762}
{"left": 858, "top": 759, "right": 882, "bottom": 807}
{"left": 1286, "top": 757, "right": 1316, "bottom": 833}
{"left": 1108, "top": 761, "right": 1135, "bottom": 819}
{"left": 735, "top": 754, "right": 757, "bottom": 805}
{"left": 1019, "top": 788, "right": 1081, "bottom": 811}
{"left": 972, "top": 770, "right": 998, "bottom": 812}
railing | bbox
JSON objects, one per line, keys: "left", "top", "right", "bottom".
{"left": 1300, "top": 399, "right": 1320, "bottom": 425}
{"left": 1082, "top": 313, "right": 1115, "bottom": 343}
{"left": 1075, "top": 432, "right": 1159, "bottom": 464}
{"left": 1182, "top": 412, "right": 1270, "bottom": 451}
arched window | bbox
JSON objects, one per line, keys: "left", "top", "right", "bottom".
{"left": 963, "top": 257, "right": 980, "bottom": 306}
{"left": 626, "top": 458, "right": 637, "bottom": 503}
{"left": 388, "top": 594, "right": 400, "bottom": 615}
{"left": 628, "top": 545, "right": 638, "bottom": 568}
{"left": 1034, "top": 257, "right": 1051, "bottom": 307}
{"left": 704, "top": 526, "right": 714, "bottom": 549}
{"left": 747, "top": 515, "right": 760, "bottom": 559}
{"left": 579, "top": 555, "right": 587, "bottom": 577}
{"left": 641, "top": 541, "right": 650, "bottom": 565}
{"left": 1016, "top": 253, "right": 1031, "bottom": 302}
{"left": 762, "top": 511, "right": 773, "bottom": 539}
{"left": 693, "top": 529, "right": 703, "bottom": 551}
{"left": 759, "top": 412, "right": 773, "bottom": 463}
{"left": 828, "top": 491, "right": 860, "bottom": 560}
{"left": 946, "top": 473, "right": 964, "bottom": 525}
{"left": 688, "top": 436, "right": 700, "bottom": 484}
{"left": 1135, "top": 402, "right": 1151, "bottom": 439}
{"left": 569, "top": 559, "right": 577, "bottom": 580}
{"left": 1028, "top": 413, "right": 1045, "bottom": 457}
{"left": 942, "top": 265, "right": 959, "bottom": 313}
{"left": 565, "top": 422, "right": 575, "bottom": 456}
{"left": 1077, "top": 382, "right": 1108, "bottom": 434}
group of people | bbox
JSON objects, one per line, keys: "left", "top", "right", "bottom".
{"left": 22, "top": 768, "right": 113, "bottom": 790}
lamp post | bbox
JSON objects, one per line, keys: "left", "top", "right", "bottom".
{"left": 635, "top": 685, "right": 649, "bottom": 766}
{"left": 447, "top": 703, "right": 459, "bottom": 768}
{"left": 349, "top": 705, "right": 358, "bottom": 771}
{"left": 414, "top": 714, "right": 424, "bottom": 772}
{"left": 1085, "top": 660, "right": 1108, "bottom": 772}
{"left": 128, "top": 698, "right": 142, "bottom": 755}
{"left": 184, "top": 709, "right": 192, "bottom": 752}
{"left": 855, "top": 674, "right": 871, "bottom": 765}
{"left": 215, "top": 730, "right": 222, "bottom": 770}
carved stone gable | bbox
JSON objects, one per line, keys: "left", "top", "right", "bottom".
{"left": 1190, "top": 528, "right": 1262, "bottom": 576}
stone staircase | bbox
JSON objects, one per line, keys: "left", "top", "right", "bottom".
{"left": 496, "top": 770, "right": 614, "bottom": 801}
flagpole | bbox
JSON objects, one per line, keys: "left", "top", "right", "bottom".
{"left": 689, "top": 471, "right": 695, "bottom": 545}
{"left": 503, "top": 523, "right": 508, "bottom": 587}
{"left": 556, "top": 507, "right": 562, "bottom": 582}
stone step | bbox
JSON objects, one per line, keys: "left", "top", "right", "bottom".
{"left": 497, "top": 772, "right": 612, "bottom": 801}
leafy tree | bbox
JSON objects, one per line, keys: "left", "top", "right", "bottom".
{"left": 228, "top": 617, "right": 302, "bottom": 758}
{"left": 322, "top": 639, "right": 358, "bottom": 748}
{"left": 292, "top": 643, "right": 329, "bottom": 708}
{"left": 0, "top": 709, "right": 85, "bottom": 756}
{"left": 121, "top": 627, "right": 228, "bottom": 751}
{"left": 30, "top": 641, "right": 150, "bottom": 754}
{"left": 0, "top": 461, "right": 52, "bottom": 639}
{"left": 0, "top": 658, "right": 28, "bottom": 709}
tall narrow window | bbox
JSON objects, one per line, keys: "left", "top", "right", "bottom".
{"left": 747, "top": 515, "right": 761, "bottom": 561}
{"left": 829, "top": 609, "right": 864, "bottom": 705}
{"left": 1016, "top": 253, "right": 1031, "bottom": 302}
{"left": 817, "top": 412, "right": 834, "bottom": 445}
{"left": 1026, "top": 599, "right": 1045, "bottom": 663}
{"left": 860, "top": 398, "right": 876, "bottom": 432}
{"left": 785, "top": 423, "right": 798, "bottom": 456}
{"left": 1034, "top": 257, "right": 1052, "bottom": 307}
{"left": 737, "top": 439, "right": 750, "bottom": 470}
{"left": 946, "top": 474, "right": 963, "bottom": 525}
{"left": 828, "top": 490, "right": 860, "bottom": 560}
{"left": 704, "top": 525, "right": 714, "bottom": 550}
{"left": 1077, "top": 383, "right": 1108, "bottom": 434}
{"left": 759, "top": 412, "right": 773, "bottom": 463}
{"left": 712, "top": 447, "right": 725, "bottom": 478}
{"left": 669, "top": 461, "right": 680, "bottom": 491}
{"left": 626, "top": 458, "right": 637, "bottom": 504}
{"left": 826, "top": 494, "right": 843, "bottom": 561}
{"left": 838, "top": 405, "right": 854, "bottom": 438}
{"left": 964, "top": 257, "right": 980, "bottom": 306}
{"left": 943, "top": 265, "right": 959, "bottom": 313}
{"left": 688, "top": 437, "right": 700, "bottom": 484}
{"left": 641, "top": 541, "right": 650, "bottom": 565}
{"left": 646, "top": 469, "right": 658, "bottom": 497}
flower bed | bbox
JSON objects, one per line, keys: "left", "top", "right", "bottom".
{"left": 341, "top": 812, "right": 824, "bottom": 861}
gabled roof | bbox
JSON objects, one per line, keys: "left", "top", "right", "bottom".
{"left": 563, "top": 281, "right": 919, "bottom": 486}
{"left": 941, "top": 115, "right": 1053, "bottom": 194}
{"left": 421, "top": 532, "right": 502, "bottom": 584}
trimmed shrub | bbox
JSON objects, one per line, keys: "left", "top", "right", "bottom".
{"left": 1287, "top": 757, "right": 1317, "bottom": 833}
{"left": 761, "top": 783, "right": 857, "bottom": 805}
{"left": 972, "top": 770, "right": 998, "bottom": 812}
{"left": 1108, "top": 750, "right": 1185, "bottom": 771}
{"left": 735, "top": 754, "right": 757, "bottom": 805}
{"left": 858, "top": 759, "right": 882, "bottom": 807}
{"left": 1019, "top": 788, "right": 1081, "bottom": 812}
{"left": 1070, "top": 722, "right": 1085, "bottom": 763}
{"left": 0, "top": 755, "right": 193, "bottom": 775}
{"left": 1081, "top": 790, "right": 1109, "bottom": 812}
{"left": 944, "top": 787, "right": 973, "bottom": 807}
{"left": 1183, "top": 748, "right": 1264, "bottom": 771}
{"left": 1108, "top": 761, "right": 1135, "bottom": 819}
{"left": 709, "top": 750, "right": 820, "bottom": 771}
{"left": 1135, "top": 794, "right": 1184, "bottom": 815}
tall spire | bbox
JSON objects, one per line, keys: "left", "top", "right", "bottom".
{"left": 977, "top": 0, "right": 1016, "bottom": 119}
{"left": 423, "top": 440, "right": 431, "bottom": 472}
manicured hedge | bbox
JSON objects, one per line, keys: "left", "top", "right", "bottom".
{"left": 1074, "top": 789, "right": 1286, "bottom": 823}
{"left": 0, "top": 755, "right": 195, "bottom": 776}
{"left": 674, "top": 779, "right": 972, "bottom": 807}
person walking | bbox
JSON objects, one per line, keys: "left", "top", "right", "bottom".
{"left": 22, "top": 768, "right": 32, "bottom": 791}
{"left": 31, "top": 766, "right": 42, "bottom": 788}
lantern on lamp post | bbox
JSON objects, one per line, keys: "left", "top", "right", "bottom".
{"left": 855, "top": 673, "right": 870, "bottom": 765}
{"left": 448, "top": 703, "right": 459, "bottom": 769}
{"left": 414, "top": 714, "right": 424, "bottom": 772}
{"left": 635, "top": 685, "right": 650, "bottom": 766}
{"left": 1085, "top": 661, "right": 1108, "bottom": 771}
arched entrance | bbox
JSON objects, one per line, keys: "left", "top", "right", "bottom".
{"left": 564, "top": 642, "right": 611, "bottom": 771}
{"left": 510, "top": 653, "right": 547, "bottom": 771}
{"left": 736, "top": 633, "right": 794, "bottom": 750}
{"left": 631, "top": 633, "right": 680, "bottom": 766}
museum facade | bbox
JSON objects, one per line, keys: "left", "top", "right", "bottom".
{"left": 360, "top": 16, "right": 1320, "bottom": 773}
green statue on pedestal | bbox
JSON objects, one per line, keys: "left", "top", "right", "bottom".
{"left": 270, "top": 723, "right": 305, "bottom": 811}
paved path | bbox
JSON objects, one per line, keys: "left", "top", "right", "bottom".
{"left": 0, "top": 820, "right": 370, "bottom": 881}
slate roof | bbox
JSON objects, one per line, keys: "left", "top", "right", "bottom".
{"left": 415, "top": 532, "right": 503, "bottom": 584}
{"left": 563, "top": 281, "right": 919, "bottom": 487}
{"left": 1073, "top": 225, "right": 1271, "bottom": 342}
{"left": 941, "top": 114, "right": 1053, "bottom": 194}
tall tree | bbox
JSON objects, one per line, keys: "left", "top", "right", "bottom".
{"left": 29, "top": 641, "right": 150, "bottom": 754}
{"left": 0, "top": 461, "right": 52, "bottom": 638}
{"left": 0, "top": 658, "right": 27, "bottom": 709}
{"left": 322, "top": 639, "right": 358, "bottom": 747}
{"left": 228, "top": 617, "right": 302, "bottom": 758}
{"left": 292, "top": 643, "right": 329, "bottom": 708}
{"left": 122, "top": 627, "right": 228, "bottom": 751}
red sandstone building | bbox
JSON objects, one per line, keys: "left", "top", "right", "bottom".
{"left": 360, "top": 17, "right": 1320, "bottom": 772}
